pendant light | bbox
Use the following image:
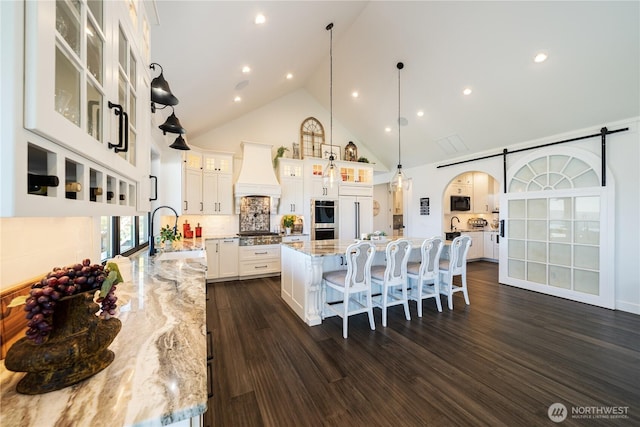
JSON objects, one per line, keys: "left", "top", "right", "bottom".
{"left": 390, "top": 62, "right": 410, "bottom": 192}
{"left": 323, "top": 22, "right": 338, "bottom": 187}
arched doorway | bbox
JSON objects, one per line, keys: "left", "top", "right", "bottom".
{"left": 443, "top": 171, "right": 501, "bottom": 262}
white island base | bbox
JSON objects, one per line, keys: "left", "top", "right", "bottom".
{"left": 281, "top": 239, "right": 432, "bottom": 326}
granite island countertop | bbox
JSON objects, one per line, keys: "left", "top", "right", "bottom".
{"left": 282, "top": 237, "right": 447, "bottom": 257}
{"left": 0, "top": 250, "right": 207, "bottom": 427}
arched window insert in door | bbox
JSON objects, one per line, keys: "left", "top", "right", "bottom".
{"left": 300, "top": 117, "right": 325, "bottom": 159}
{"left": 501, "top": 148, "right": 615, "bottom": 309}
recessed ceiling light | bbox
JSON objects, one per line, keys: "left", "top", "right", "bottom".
{"left": 286, "top": 73, "right": 293, "bottom": 80}
{"left": 417, "top": 110, "right": 424, "bottom": 117}
{"left": 352, "top": 91, "right": 359, "bottom": 98}
{"left": 242, "top": 66, "right": 251, "bottom": 74}
{"left": 255, "top": 14, "right": 266, "bottom": 25}
{"left": 385, "top": 127, "right": 392, "bottom": 132}
{"left": 463, "top": 87, "right": 472, "bottom": 96}
{"left": 534, "top": 52, "right": 548, "bottom": 63}
{"left": 234, "top": 96, "right": 242, "bottom": 103}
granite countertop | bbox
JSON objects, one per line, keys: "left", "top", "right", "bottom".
{"left": 283, "top": 238, "right": 437, "bottom": 257}
{"left": 0, "top": 251, "right": 207, "bottom": 427}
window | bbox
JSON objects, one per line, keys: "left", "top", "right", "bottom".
{"left": 300, "top": 117, "right": 324, "bottom": 159}
{"left": 100, "top": 215, "right": 148, "bottom": 261}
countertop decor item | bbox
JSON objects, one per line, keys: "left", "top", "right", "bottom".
{"left": 160, "top": 224, "right": 182, "bottom": 243}
{"left": 344, "top": 141, "right": 358, "bottom": 161}
{"left": 282, "top": 214, "right": 296, "bottom": 234}
{"left": 357, "top": 157, "right": 370, "bottom": 163}
{"left": 4, "top": 260, "right": 123, "bottom": 394}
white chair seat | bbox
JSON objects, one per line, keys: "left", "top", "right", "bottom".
{"left": 407, "top": 237, "right": 444, "bottom": 316}
{"left": 323, "top": 270, "right": 347, "bottom": 287}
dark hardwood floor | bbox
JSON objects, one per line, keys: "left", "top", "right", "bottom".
{"left": 204, "top": 262, "right": 639, "bottom": 426}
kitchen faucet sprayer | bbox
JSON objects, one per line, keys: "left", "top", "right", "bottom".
{"left": 451, "top": 216, "right": 460, "bottom": 231}
{"left": 149, "top": 205, "right": 179, "bottom": 255}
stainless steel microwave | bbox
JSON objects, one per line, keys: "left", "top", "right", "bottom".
{"left": 451, "top": 195, "right": 471, "bottom": 211}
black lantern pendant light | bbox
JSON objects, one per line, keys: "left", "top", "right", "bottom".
{"left": 169, "top": 134, "right": 190, "bottom": 150}
{"left": 390, "top": 62, "right": 410, "bottom": 192}
{"left": 150, "top": 63, "right": 179, "bottom": 112}
{"left": 158, "top": 106, "right": 186, "bottom": 135}
{"left": 323, "top": 22, "right": 339, "bottom": 187}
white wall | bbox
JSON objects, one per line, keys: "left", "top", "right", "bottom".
{"left": 403, "top": 117, "right": 639, "bottom": 314}
{"left": 189, "top": 89, "right": 388, "bottom": 172}
{"left": 0, "top": 217, "right": 99, "bottom": 290}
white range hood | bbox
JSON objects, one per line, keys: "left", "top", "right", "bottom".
{"left": 234, "top": 141, "right": 281, "bottom": 212}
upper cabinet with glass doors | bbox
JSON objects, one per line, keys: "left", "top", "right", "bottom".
{"left": 24, "top": 0, "right": 150, "bottom": 184}
{"left": 19, "top": 0, "right": 152, "bottom": 215}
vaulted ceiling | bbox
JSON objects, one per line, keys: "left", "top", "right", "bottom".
{"left": 150, "top": 1, "right": 639, "bottom": 170}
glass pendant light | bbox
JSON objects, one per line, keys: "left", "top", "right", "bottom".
{"left": 323, "top": 22, "right": 338, "bottom": 187}
{"left": 390, "top": 62, "right": 410, "bottom": 192}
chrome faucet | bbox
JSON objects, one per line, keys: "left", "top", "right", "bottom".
{"left": 450, "top": 216, "right": 460, "bottom": 231}
{"left": 149, "top": 205, "right": 179, "bottom": 255}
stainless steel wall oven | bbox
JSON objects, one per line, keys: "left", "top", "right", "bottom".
{"left": 311, "top": 200, "right": 337, "bottom": 240}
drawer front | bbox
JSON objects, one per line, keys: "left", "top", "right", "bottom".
{"left": 239, "top": 245, "right": 280, "bottom": 260}
{"left": 239, "top": 259, "right": 281, "bottom": 276}
{"left": 281, "top": 235, "right": 309, "bottom": 243}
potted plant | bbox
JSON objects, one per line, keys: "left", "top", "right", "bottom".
{"left": 282, "top": 215, "right": 296, "bottom": 235}
{"left": 160, "top": 225, "right": 181, "bottom": 250}
{"left": 273, "top": 145, "right": 289, "bottom": 168}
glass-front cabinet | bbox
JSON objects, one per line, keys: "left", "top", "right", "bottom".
{"left": 11, "top": 0, "right": 152, "bottom": 216}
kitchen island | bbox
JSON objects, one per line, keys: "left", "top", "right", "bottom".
{"left": 0, "top": 248, "right": 208, "bottom": 427}
{"left": 281, "top": 238, "right": 435, "bottom": 326}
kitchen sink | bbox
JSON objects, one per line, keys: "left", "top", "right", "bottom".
{"left": 445, "top": 231, "right": 461, "bottom": 240}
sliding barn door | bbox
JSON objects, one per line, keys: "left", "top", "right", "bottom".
{"left": 498, "top": 147, "right": 615, "bottom": 309}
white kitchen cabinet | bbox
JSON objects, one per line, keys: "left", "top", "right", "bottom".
{"left": 206, "top": 238, "right": 239, "bottom": 281}
{"left": 182, "top": 151, "right": 233, "bottom": 215}
{"left": 279, "top": 177, "right": 304, "bottom": 214}
{"left": 462, "top": 231, "right": 484, "bottom": 260}
{"left": 183, "top": 167, "right": 203, "bottom": 214}
{"left": 483, "top": 231, "right": 499, "bottom": 261}
{"left": 306, "top": 159, "right": 339, "bottom": 199}
{"left": 239, "top": 245, "right": 281, "bottom": 278}
{"left": 338, "top": 162, "right": 373, "bottom": 186}
{"left": 203, "top": 173, "right": 233, "bottom": 214}
{"left": 473, "top": 172, "right": 490, "bottom": 213}
{"left": 278, "top": 160, "right": 304, "bottom": 214}
{"left": 2, "top": 1, "right": 151, "bottom": 217}
{"left": 339, "top": 195, "right": 373, "bottom": 240}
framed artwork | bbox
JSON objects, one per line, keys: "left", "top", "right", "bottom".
{"left": 320, "top": 144, "right": 341, "bottom": 160}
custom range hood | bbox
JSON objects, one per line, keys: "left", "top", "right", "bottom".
{"left": 234, "top": 141, "right": 281, "bottom": 212}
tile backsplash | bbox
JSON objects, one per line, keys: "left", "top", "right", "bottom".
{"left": 239, "top": 196, "right": 271, "bottom": 233}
